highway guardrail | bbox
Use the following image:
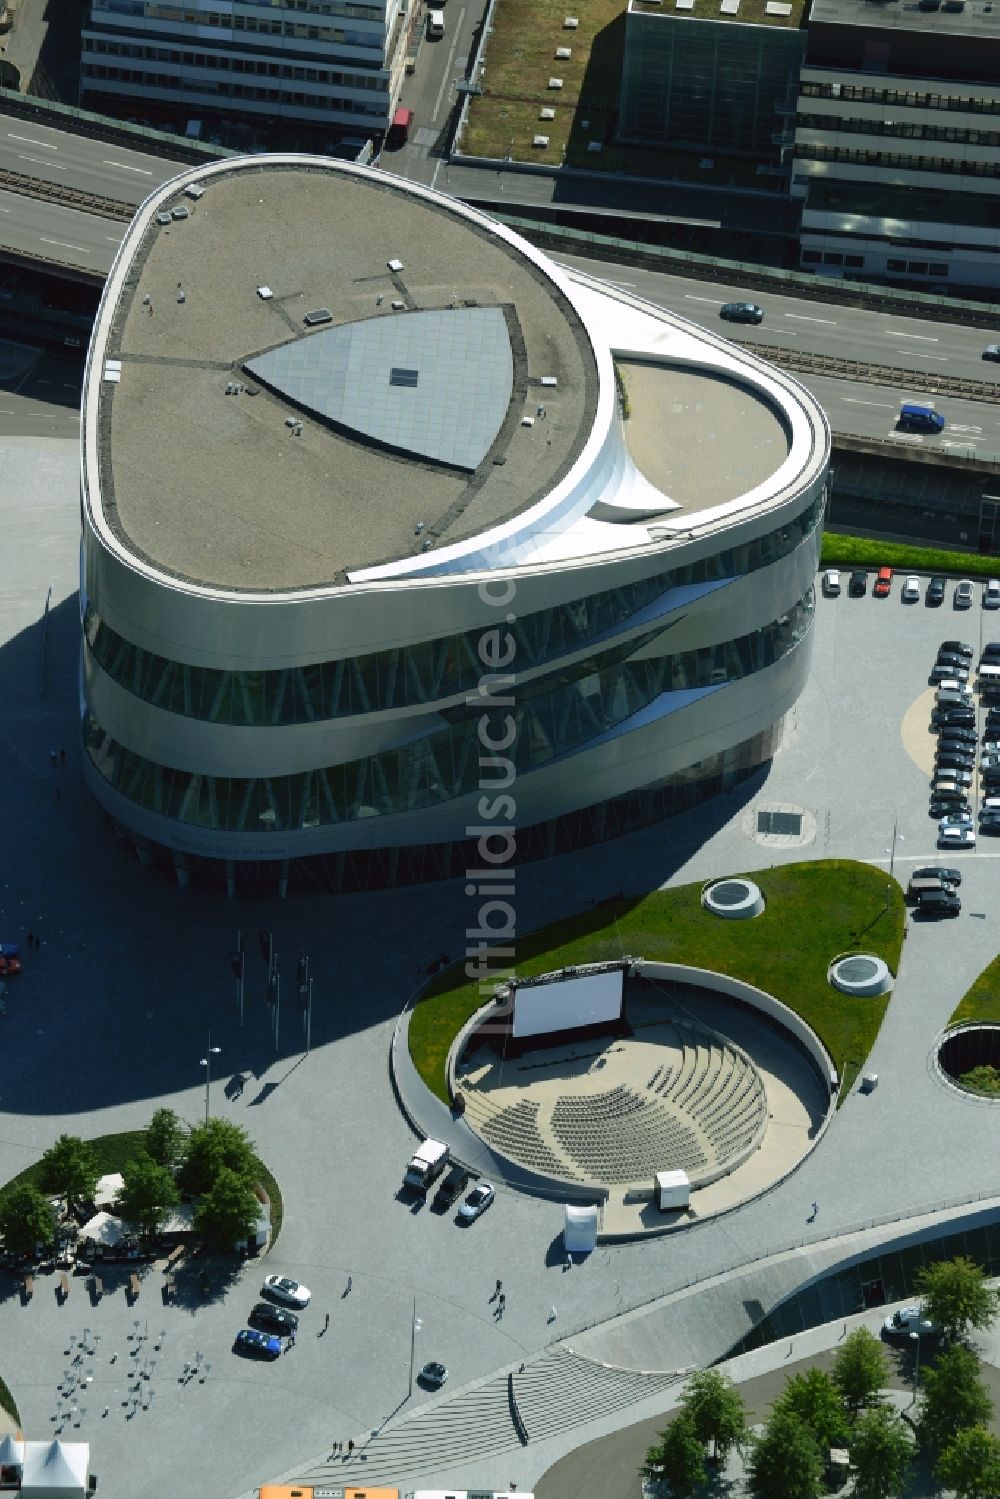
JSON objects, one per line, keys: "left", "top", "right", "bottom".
{"left": 740, "top": 340, "right": 1000, "bottom": 408}
{"left": 0, "top": 168, "right": 135, "bottom": 222}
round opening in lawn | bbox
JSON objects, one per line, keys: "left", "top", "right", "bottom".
{"left": 828, "top": 954, "right": 892, "bottom": 997}
{"left": 937, "top": 1025, "right": 1000, "bottom": 1098}
{"left": 702, "top": 878, "right": 764, "bottom": 920}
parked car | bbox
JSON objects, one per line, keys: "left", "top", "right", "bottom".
{"left": 0, "top": 954, "right": 21, "bottom": 976}
{"left": 902, "top": 575, "right": 920, "bottom": 602}
{"left": 938, "top": 730, "right": 977, "bottom": 748}
{"left": 873, "top": 565, "right": 893, "bottom": 598}
{"left": 249, "top": 1302, "right": 298, "bottom": 1333}
{"left": 939, "top": 824, "right": 976, "bottom": 848}
{"left": 979, "top": 810, "right": 1000, "bottom": 833}
{"left": 955, "top": 579, "right": 975, "bottom": 608}
{"left": 930, "top": 664, "right": 968, "bottom": 684}
{"left": 930, "top": 801, "right": 970, "bottom": 820}
{"left": 822, "top": 569, "right": 841, "bottom": 597}
{"left": 432, "top": 1165, "right": 472, "bottom": 1213}
{"left": 720, "top": 301, "right": 763, "bottom": 325}
{"left": 848, "top": 570, "right": 867, "bottom": 597}
{"left": 986, "top": 579, "right": 1000, "bottom": 610}
{"left": 0, "top": 942, "right": 20, "bottom": 958}
{"left": 234, "top": 1328, "right": 282, "bottom": 1359}
{"left": 931, "top": 712, "right": 976, "bottom": 731}
{"left": 884, "top": 1307, "right": 937, "bottom": 1338}
{"left": 927, "top": 576, "right": 946, "bottom": 606}
{"left": 457, "top": 1182, "right": 495, "bottom": 1222}
{"left": 418, "top": 1360, "right": 448, "bottom": 1388}
{"left": 912, "top": 865, "right": 962, "bottom": 886}
{"left": 937, "top": 650, "right": 971, "bottom": 668}
{"left": 261, "top": 1275, "right": 311, "bottom": 1308}
{"left": 942, "top": 640, "right": 974, "bottom": 657}
{"left": 918, "top": 889, "right": 961, "bottom": 917}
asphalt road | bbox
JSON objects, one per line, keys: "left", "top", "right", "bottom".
{"left": 0, "top": 337, "right": 81, "bottom": 439}
{"left": 0, "top": 117, "right": 183, "bottom": 204}
{"left": 0, "top": 185, "right": 124, "bottom": 275}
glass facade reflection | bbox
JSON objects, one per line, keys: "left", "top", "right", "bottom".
{"left": 84, "top": 590, "right": 813, "bottom": 833}
{"left": 83, "top": 492, "right": 824, "bottom": 726}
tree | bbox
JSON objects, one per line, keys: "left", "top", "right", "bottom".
{"left": 680, "top": 1368, "right": 746, "bottom": 1464}
{"left": 38, "top": 1134, "right": 99, "bottom": 1207}
{"left": 0, "top": 1185, "right": 57, "bottom": 1257}
{"left": 193, "top": 1167, "right": 259, "bottom": 1249}
{"left": 937, "top": 1425, "right": 1000, "bottom": 1499}
{"left": 145, "top": 1108, "right": 187, "bottom": 1170}
{"left": 180, "top": 1118, "right": 256, "bottom": 1196}
{"left": 918, "top": 1342, "right": 994, "bottom": 1454}
{"left": 747, "top": 1409, "right": 824, "bottom": 1499}
{"left": 641, "top": 1412, "right": 707, "bottom": 1498}
{"left": 850, "top": 1404, "right": 914, "bottom": 1499}
{"left": 114, "top": 1156, "right": 179, "bottom": 1237}
{"left": 773, "top": 1367, "right": 849, "bottom": 1450}
{"left": 914, "top": 1256, "right": 1000, "bottom": 1343}
{"left": 833, "top": 1327, "right": 888, "bottom": 1414}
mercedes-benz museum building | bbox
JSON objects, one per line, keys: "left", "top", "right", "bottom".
{"left": 79, "top": 155, "right": 829, "bottom": 892}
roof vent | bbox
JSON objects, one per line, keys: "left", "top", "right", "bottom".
{"left": 533, "top": 134, "right": 550, "bottom": 147}
{"left": 563, "top": 14, "right": 579, "bottom": 24}
{"left": 540, "top": 106, "right": 556, "bottom": 119}
{"left": 555, "top": 45, "right": 572, "bottom": 57}
{"left": 257, "top": 285, "right": 273, "bottom": 300}
{"left": 540, "top": 375, "right": 558, "bottom": 386}
{"left": 521, "top": 415, "right": 535, "bottom": 427}
{"left": 387, "top": 257, "right": 404, "bottom": 272}
{"left": 391, "top": 299, "right": 406, "bottom": 310}
{"left": 548, "top": 77, "right": 564, "bottom": 88}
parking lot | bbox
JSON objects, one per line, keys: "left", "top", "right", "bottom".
{"left": 4, "top": 422, "right": 1000, "bottom": 1499}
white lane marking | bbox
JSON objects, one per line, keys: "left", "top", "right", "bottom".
{"left": 785, "top": 313, "right": 837, "bottom": 324}
{"left": 900, "top": 351, "right": 949, "bottom": 361}
{"left": 432, "top": 6, "right": 467, "bottom": 121}
{"left": 608, "top": 281, "right": 636, "bottom": 288}
{"left": 0, "top": 408, "right": 15, "bottom": 414}
{"left": 105, "top": 236, "right": 122, "bottom": 242}
{"left": 684, "top": 294, "right": 719, "bottom": 304}
{"left": 40, "top": 237, "right": 88, "bottom": 253}
{"left": 845, "top": 398, "right": 893, "bottom": 407}
{"left": 101, "top": 159, "right": 154, "bottom": 175}
{"left": 886, "top": 330, "right": 939, "bottom": 341}
{"left": 8, "top": 133, "right": 58, "bottom": 150}
{"left": 943, "top": 439, "right": 980, "bottom": 448}
{"left": 17, "top": 153, "right": 66, "bottom": 169}
{"left": 889, "top": 431, "right": 925, "bottom": 442}
{"left": 948, "top": 424, "right": 983, "bottom": 434}
{"left": 63, "top": 383, "right": 78, "bottom": 389}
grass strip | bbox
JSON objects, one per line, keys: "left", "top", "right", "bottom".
{"left": 410, "top": 860, "right": 904, "bottom": 1106}
{"left": 949, "top": 954, "right": 1000, "bottom": 1027}
{"left": 822, "top": 533, "right": 1000, "bottom": 579}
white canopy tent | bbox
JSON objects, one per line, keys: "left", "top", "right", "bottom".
{"left": 12, "top": 1439, "right": 89, "bottom": 1496}
{"left": 563, "top": 1203, "right": 598, "bottom": 1253}
{"left": 92, "top": 1172, "right": 124, "bottom": 1209}
{"left": 78, "top": 1211, "right": 126, "bottom": 1248}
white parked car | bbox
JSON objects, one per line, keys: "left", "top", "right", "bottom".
{"left": 457, "top": 1182, "right": 495, "bottom": 1222}
{"left": 955, "top": 579, "right": 975, "bottom": 608}
{"left": 261, "top": 1275, "right": 311, "bottom": 1308}
{"left": 902, "top": 575, "right": 920, "bottom": 602}
{"left": 883, "top": 1305, "right": 937, "bottom": 1339}
{"left": 986, "top": 579, "right": 1000, "bottom": 609}
{"left": 822, "top": 569, "right": 841, "bottom": 597}
{"left": 939, "top": 824, "right": 976, "bottom": 847}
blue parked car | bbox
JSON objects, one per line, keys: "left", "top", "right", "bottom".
{"left": 234, "top": 1328, "right": 281, "bottom": 1360}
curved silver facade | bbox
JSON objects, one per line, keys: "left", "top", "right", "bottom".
{"left": 79, "top": 156, "right": 830, "bottom": 887}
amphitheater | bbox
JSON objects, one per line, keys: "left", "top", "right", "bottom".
{"left": 455, "top": 976, "right": 832, "bottom": 1233}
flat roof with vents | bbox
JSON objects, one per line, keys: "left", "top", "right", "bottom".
{"left": 94, "top": 160, "right": 597, "bottom": 593}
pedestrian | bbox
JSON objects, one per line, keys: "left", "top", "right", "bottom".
{"left": 347, "top": 1439, "right": 354, "bottom": 1456}
{"left": 548, "top": 1306, "right": 557, "bottom": 1322}
{"left": 495, "top": 1278, "right": 503, "bottom": 1296}
{"left": 323, "top": 1311, "right": 330, "bottom": 1332}
{"left": 499, "top": 1292, "right": 506, "bottom": 1311}
{"left": 286, "top": 1332, "right": 295, "bottom": 1351}
{"left": 810, "top": 1201, "right": 819, "bottom": 1220}
{"left": 345, "top": 1274, "right": 352, "bottom": 1295}
{"left": 59, "top": 748, "right": 66, "bottom": 765}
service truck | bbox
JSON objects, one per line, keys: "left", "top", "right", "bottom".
{"left": 403, "top": 1138, "right": 449, "bottom": 1193}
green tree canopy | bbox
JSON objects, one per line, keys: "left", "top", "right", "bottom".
{"left": 641, "top": 1412, "right": 707, "bottom": 1498}
{"left": 680, "top": 1368, "right": 746, "bottom": 1463}
{"left": 193, "top": 1167, "right": 259, "bottom": 1248}
{"left": 833, "top": 1327, "right": 888, "bottom": 1414}
{"left": 0, "top": 1184, "right": 57, "bottom": 1258}
{"left": 38, "top": 1134, "right": 99, "bottom": 1207}
{"left": 937, "top": 1425, "right": 1000, "bottom": 1499}
{"left": 919, "top": 1342, "right": 994, "bottom": 1454}
{"left": 747, "top": 1409, "right": 824, "bottom": 1499}
{"left": 850, "top": 1404, "right": 914, "bottom": 1499}
{"left": 145, "top": 1108, "right": 187, "bottom": 1170}
{"left": 774, "top": 1367, "right": 850, "bottom": 1450}
{"left": 914, "top": 1256, "right": 1000, "bottom": 1343}
{"left": 114, "top": 1156, "right": 180, "bottom": 1237}
{"left": 180, "top": 1118, "right": 256, "bottom": 1196}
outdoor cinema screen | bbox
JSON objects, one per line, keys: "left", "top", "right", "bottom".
{"left": 511, "top": 969, "right": 624, "bottom": 1039}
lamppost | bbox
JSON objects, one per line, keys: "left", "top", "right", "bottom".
{"left": 408, "top": 1297, "right": 422, "bottom": 1399}
{"left": 200, "top": 1031, "right": 222, "bottom": 1123}
{"left": 885, "top": 819, "right": 903, "bottom": 907}
{"left": 909, "top": 1330, "right": 921, "bottom": 1406}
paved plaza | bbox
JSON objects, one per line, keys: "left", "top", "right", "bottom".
{"left": 2, "top": 428, "right": 1000, "bottom": 1497}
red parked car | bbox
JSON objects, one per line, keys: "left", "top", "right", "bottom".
{"left": 874, "top": 565, "right": 893, "bottom": 598}
{"left": 0, "top": 954, "right": 21, "bottom": 976}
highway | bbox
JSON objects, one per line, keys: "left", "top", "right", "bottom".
{"left": 0, "top": 118, "right": 182, "bottom": 204}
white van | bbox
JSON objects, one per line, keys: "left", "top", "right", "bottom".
{"left": 427, "top": 8, "right": 445, "bottom": 36}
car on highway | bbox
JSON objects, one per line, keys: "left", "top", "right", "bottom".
{"left": 249, "top": 1302, "right": 298, "bottom": 1334}
{"left": 902, "top": 575, "right": 920, "bottom": 602}
{"left": 457, "top": 1182, "right": 495, "bottom": 1222}
{"left": 849, "top": 570, "right": 868, "bottom": 597}
{"left": 418, "top": 1361, "right": 448, "bottom": 1388}
{"left": 955, "top": 579, "right": 975, "bottom": 608}
{"left": 822, "top": 569, "right": 841, "bottom": 597}
{"left": 984, "top": 345, "right": 1000, "bottom": 363}
{"left": 720, "top": 301, "right": 763, "bottom": 325}
{"left": 874, "top": 566, "right": 893, "bottom": 598}
{"left": 986, "top": 579, "right": 1000, "bottom": 609}
{"left": 939, "top": 823, "right": 976, "bottom": 848}
{"left": 912, "top": 865, "right": 962, "bottom": 886}
{"left": 261, "top": 1275, "right": 311, "bottom": 1308}
{"left": 927, "top": 577, "right": 946, "bottom": 606}
{"left": 234, "top": 1328, "right": 282, "bottom": 1359}
{"left": 883, "top": 1306, "right": 937, "bottom": 1339}
{"left": 897, "top": 402, "right": 945, "bottom": 435}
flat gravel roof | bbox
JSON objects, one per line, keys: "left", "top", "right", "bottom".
{"left": 98, "top": 161, "right": 598, "bottom": 592}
